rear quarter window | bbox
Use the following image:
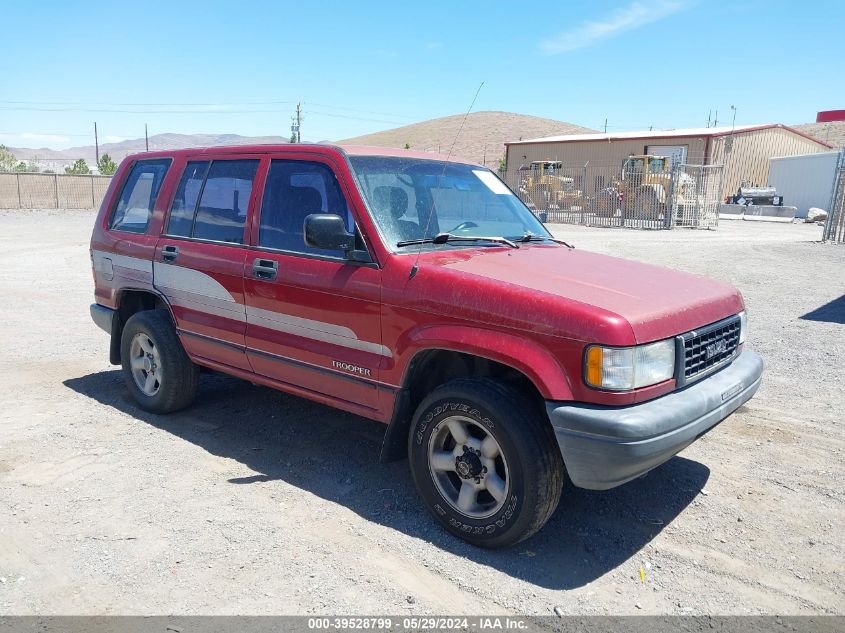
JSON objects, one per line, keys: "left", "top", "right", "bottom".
{"left": 108, "top": 159, "right": 171, "bottom": 233}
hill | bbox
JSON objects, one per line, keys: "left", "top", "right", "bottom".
{"left": 339, "top": 111, "right": 595, "bottom": 168}
{"left": 6, "top": 112, "right": 595, "bottom": 169}
{"left": 793, "top": 121, "right": 845, "bottom": 149}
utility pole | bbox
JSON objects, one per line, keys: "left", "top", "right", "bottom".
{"left": 290, "top": 102, "right": 302, "bottom": 143}
{"left": 723, "top": 105, "right": 738, "bottom": 156}
{"left": 604, "top": 118, "right": 608, "bottom": 133}
{"left": 707, "top": 109, "right": 712, "bottom": 127}
{"left": 145, "top": 124, "right": 149, "bottom": 151}
{"left": 714, "top": 110, "right": 719, "bottom": 127}
{"left": 94, "top": 122, "right": 99, "bottom": 165}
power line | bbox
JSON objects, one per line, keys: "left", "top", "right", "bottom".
{"left": 0, "top": 99, "right": 427, "bottom": 121}
{"left": 303, "top": 109, "right": 411, "bottom": 125}
{"left": 307, "top": 102, "right": 419, "bottom": 120}
{"left": 0, "top": 99, "right": 295, "bottom": 106}
{"left": 0, "top": 106, "right": 291, "bottom": 114}
{"left": 0, "top": 131, "right": 98, "bottom": 137}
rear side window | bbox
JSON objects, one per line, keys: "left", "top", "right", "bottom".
{"left": 109, "top": 159, "right": 171, "bottom": 233}
{"left": 166, "top": 159, "right": 259, "bottom": 244}
{"left": 167, "top": 161, "right": 208, "bottom": 237}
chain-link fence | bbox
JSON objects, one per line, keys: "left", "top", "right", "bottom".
{"left": 0, "top": 172, "right": 112, "bottom": 210}
{"left": 673, "top": 164, "right": 724, "bottom": 228}
{"left": 823, "top": 150, "right": 845, "bottom": 243}
{"left": 499, "top": 159, "right": 723, "bottom": 230}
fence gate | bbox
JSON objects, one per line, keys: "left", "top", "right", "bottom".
{"left": 823, "top": 150, "right": 845, "bottom": 243}
{"left": 501, "top": 160, "right": 724, "bottom": 230}
{"left": 670, "top": 164, "right": 724, "bottom": 229}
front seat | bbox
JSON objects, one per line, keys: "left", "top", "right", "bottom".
{"left": 275, "top": 185, "right": 323, "bottom": 251}
{"left": 372, "top": 186, "right": 421, "bottom": 242}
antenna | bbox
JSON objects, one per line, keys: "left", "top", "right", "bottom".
{"left": 409, "top": 81, "right": 484, "bottom": 280}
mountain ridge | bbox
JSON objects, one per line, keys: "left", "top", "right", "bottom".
{"left": 7, "top": 111, "right": 596, "bottom": 168}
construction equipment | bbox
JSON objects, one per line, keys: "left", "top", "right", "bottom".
{"left": 596, "top": 154, "right": 694, "bottom": 220}
{"left": 519, "top": 160, "right": 583, "bottom": 211}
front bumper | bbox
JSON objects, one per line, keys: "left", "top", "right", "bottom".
{"left": 546, "top": 349, "right": 764, "bottom": 490}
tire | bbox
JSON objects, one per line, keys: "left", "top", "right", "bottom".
{"left": 120, "top": 309, "right": 199, "bottom": 413}
{"left": 634, "top": 187, "right": 660, "bottom": 220}
{"left": 408, "top": 378, "right": 564, "bottom": 548}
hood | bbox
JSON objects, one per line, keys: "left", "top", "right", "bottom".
{"left": 422, "top": 244, "right": 743, "bottom": 343}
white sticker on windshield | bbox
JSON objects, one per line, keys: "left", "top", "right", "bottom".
{"left": 473, "top": 170, "right": 511, "bottom": 195}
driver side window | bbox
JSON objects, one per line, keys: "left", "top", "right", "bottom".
{"left": 258, "top": 160, "right": 353, "bottom": 257}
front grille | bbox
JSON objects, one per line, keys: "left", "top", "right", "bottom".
{"left": 680, "top": 315, "right": 741, "bottom": 384}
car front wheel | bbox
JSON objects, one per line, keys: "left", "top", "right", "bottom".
{"left": 408, "top": 378, "right": 565, "bottom": 548}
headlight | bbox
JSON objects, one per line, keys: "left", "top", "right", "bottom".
{"left": 585, "top": 339, "right": 675, "bottom": 391}
{"left": 738, "top": 310, "right": 747, "bottom": 344}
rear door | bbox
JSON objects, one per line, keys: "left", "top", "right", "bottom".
{"left": 93, "top": 158, "right": 172, "bottom": 306}
{"left": 242, "top": 155, "right": 385, "bottom": 414}
{"left": 154, "top": 156, "right": 264, "bottom": 371}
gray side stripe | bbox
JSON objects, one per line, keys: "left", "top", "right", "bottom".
{"left": 92, "top": 250, "right": 153, "bottom": 275}
{"left": 93, "top": 250, "right": 391, "bottom": 358}
{"left": 92, "top": 249, "right": 153, "bottom": 286}
{"left": 246, "top": 306, "right": 357, "bottom": 338}
{"left": 246, "top": 306, "right": 391, "bottom": 358}
{"left": 154, "top": 261, "right": 236, "bottom": 302}
{"left": 168, "top": 293, "right": 247, "bottom": 323}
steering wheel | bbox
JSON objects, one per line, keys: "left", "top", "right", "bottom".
{"left": 447, "top": 221, "right": 479, "bottom": 232}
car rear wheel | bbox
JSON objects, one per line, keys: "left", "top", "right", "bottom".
{"left": 408, "top": 378, "right": 565, "bottom": 548}
{"left": 120, "top": 310, "right": 199, "bottom": 414}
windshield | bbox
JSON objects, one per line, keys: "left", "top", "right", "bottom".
{"left": 623, "top": 158, "right": 644, "bottom": 176}
{"left": 348, "top": 156, "right": 550, "bottom": 250}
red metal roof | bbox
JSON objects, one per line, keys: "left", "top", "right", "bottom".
{"left": 817, "top": 110, "right": 845, "bottom": 123}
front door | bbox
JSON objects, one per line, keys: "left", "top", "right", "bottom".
{"left": 243, "top": 156, "right": 384, "bottom": 414}
{"left": 154, "top": 157, "right": 262, "bottom": 371}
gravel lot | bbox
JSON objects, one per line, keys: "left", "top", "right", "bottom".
{"left": 0, "top": 210, "right": 843, "bottom": 615}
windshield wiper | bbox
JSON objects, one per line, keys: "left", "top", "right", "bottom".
{"left": 517, "top": 233, "right": 575, "bottom": 249}
{"left": 397, "top": 232, "right": 519, "bottom": 249}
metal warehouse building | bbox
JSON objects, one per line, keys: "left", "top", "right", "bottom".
{"left": 768, "top": 151, "right": 841, "bottom": 218}
{"left": 504, "top": 124, "right": 833, "bottom": 200}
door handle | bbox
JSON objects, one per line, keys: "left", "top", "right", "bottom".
{"left": 161, "top": 245, "right": 179, "bottom": 262}
{"left": 252, "top": 258, "right": 278, "bottom": 280}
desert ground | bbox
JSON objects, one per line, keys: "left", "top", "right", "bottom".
{"left": 0, "top": 210, "right": 842, "bottom": 615}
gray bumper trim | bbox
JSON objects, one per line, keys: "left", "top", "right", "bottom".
{"left": 546, "top": 349, "right": 764, "bottom": 490}
{"left": 90, "top": 303, "right": 116, "bottom": 335}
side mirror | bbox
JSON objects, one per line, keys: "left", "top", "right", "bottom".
{"left": 304, "top": 214, "right": 355, "bottom": 252}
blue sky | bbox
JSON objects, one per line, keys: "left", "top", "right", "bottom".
{"left": 2, "top": 0, "right": 843, "bottom": 150}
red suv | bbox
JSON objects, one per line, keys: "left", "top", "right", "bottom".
{"left": 90, "top": 144, "right": 763, "bottom": 547}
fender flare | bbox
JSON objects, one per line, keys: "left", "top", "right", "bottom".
{"left": 380, "top": 325, "right": 574, "bottom": 462}
{"left": 400, "top": 324, "right": 573, "bottom": 400}
{"left": 110, "top": 287, "right": 176, "bottom": 364}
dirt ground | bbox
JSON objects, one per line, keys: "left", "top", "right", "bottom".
{"left": 0, "top": 210, "right": 843, "bottom": 616}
